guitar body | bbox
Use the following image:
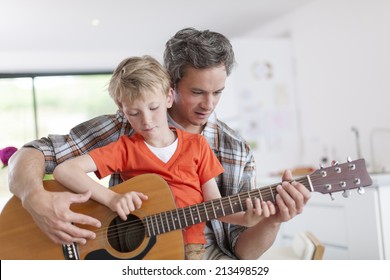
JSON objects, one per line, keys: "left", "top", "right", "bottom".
{"left": 0, "top": 174, "right": 185, "bottom": 260}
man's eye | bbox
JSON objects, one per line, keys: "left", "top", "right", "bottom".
{"left": 128, "top": 112, "right": 138, "bottom": 116}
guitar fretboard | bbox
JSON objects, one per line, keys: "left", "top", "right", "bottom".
{"left": 144, "top": 176, "right": 311, "bottom": 237}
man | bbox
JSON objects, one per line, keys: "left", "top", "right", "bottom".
{"left": 8, "top": 28, "right": 310, "bottom": 260}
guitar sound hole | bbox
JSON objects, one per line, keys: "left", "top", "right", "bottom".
{"left": 107, "top": 214, "right": 145, "bottom": 253}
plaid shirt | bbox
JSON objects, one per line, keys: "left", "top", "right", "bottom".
{"left": 25, "top": 111, "right": 256, "bottom": 259}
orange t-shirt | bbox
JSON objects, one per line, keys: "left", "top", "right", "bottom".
{"left": 89, "top": 128, "right": 224, "bottom": 244}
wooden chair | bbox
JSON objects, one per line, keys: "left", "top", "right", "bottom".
{"left": 259, "top": 231, "right": 325, "bottom": 260}
{"left": 305, "top": 231, "right": 325, "bottom": 260}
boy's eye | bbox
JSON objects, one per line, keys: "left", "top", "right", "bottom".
{"left": 150, "top": 106, "right": 159, "bottom": 111}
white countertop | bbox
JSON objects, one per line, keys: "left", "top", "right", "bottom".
{"left": 370, "top": 173, "right": 390, "bottom": 187}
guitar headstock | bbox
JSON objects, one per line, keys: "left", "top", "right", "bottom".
{"left": 309, "top": 158, "right": 373, "bottom": 196}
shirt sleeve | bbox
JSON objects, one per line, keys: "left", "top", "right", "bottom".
{"left": 229, "top": 142, "right": 256, "bottom": 257}
{"left": 88, "top": 136, "right": 130, "bottom": 179}
{"left": 24, "top": 111, "right": 131, "bottom": 174}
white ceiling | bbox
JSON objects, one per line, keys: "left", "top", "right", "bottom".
{"left": 0, "top": 0, "right": 313, "bottom": 72}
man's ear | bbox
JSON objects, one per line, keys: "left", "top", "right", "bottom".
{"left": 166, "top": 88, "right": 174, "bottom": 108}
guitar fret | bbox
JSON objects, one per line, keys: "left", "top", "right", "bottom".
{"left": 176, "top": 209, "right": 182, "bottom": 229}
{"left": 228, "top": 196, "right": 234, "bottom": 213}
{"left": 176, "top": 209, "right": 182, "bottom": 228}
{"left": 210, "top": 200, "right": 217, "bottom": 219}
{"left": 220, "top": 197, "right": 232, "bottom": 215}
{"left": 195, "top": 204, "right": 202, "bottom": 222}
{"left": 230, "top": 194, "right": 241, "bottom": 213}
{"left": 203, "top": 202, "right": 209, "bottom": 220}
{"left": 150, "top": 216, "right": 156, "bottom": 236}
{"left": 189, "top": 206, "right": 195, "bottom": 225}
{"left": 269, "top": 185, "right": 275, "bottom": 202}
{"left": 237, "top": 194, "right": 244, "bottom": 211}
{"left": 219, "top": 198, "right": 225, "bottom": 216}
{"left": 165, "top": 211, "right": 170, "bottom": 232}
{"left": 153, "top": 215, "right": 160, "bottom": 235}
{"left": 170, "top": 210, "right": 177, "bottom": 230}
{"left": 182, "top": 208, "right": 190, "bottom": 227}
{"left": 159, "top": 213, "right": 165, "bottom": 233}
{"left": 257, "top": 189, "right": 263, "bottom": 202}
{"left": 145, "top": 216, "right": 152, "bottom": 237}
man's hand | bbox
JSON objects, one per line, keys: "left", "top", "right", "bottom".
{"left": 268, "top": 170, "right": 311, "bottom": 224}
{"left": 23, "top": 188, "right": 101, "bottom": 244}
{"left": 243, "top": 199, "right": 276, "bottom": 227}
{"left": 234, "top": 170, "right": 311, "bottom": 259}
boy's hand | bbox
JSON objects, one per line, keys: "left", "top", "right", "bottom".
{"left": 109, "top": 191, "right": 148, "bottom": 220}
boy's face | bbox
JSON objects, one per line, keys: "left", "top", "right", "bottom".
{"left": 121, "top": 88, "right": 173, "bottom": 143}
{"left": 170, "top": 65, "right": 227, "bottom": 134}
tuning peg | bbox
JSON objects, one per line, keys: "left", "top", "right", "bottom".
{"left": 331, "top": 160, "right": 339, "bottom": 166}
{"left": 357, "top": 187, "right": 365, "bottom": 195}
{"left": 329, "top": 193, "right": 335, "bottom": 200}
{"left": 347, "top": 156, "right": 352, "bottom": 162}
{"left": 342, "top": 190, "right": 351, "bottom": 198}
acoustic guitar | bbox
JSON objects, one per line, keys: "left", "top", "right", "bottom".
{"left": 0, "top": 158, "right": 372, "bottom": 260}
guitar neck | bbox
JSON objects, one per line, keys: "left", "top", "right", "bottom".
{"left": 144, "top": 176, "right": 311, "bottom": 237}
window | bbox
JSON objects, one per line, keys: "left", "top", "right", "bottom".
{"left": 0, "top": 73, "right": 117, "bottom": 209}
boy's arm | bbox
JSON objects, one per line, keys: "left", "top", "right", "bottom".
{"left": 53, "top": 154, "right": 117, "bottom": 208}
{"left": 53, "top": 154, "right": 148, "bottom": 221}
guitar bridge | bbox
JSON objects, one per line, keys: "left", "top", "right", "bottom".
{"left": 62, "top": 243, "right": 79, "bottom": 260}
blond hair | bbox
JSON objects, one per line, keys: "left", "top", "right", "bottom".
{"left": 108, "top": 55, "right": 172, "bottom": 105}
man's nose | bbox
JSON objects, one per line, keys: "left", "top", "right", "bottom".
{"left": 201, "top": 95, "right": 214, "bottom": 110}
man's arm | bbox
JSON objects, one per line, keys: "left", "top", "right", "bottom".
{"left": 8, "top": 147, "right": 101, "bottom": 244}
{"left": 8, "top": 147, "right": 46, "bottom": 201}
{"left": 234, "top": 170, "right": 311, "bottom": 260}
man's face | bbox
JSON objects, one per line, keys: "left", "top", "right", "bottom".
{"left": 170, "top": 65, "right": 227, "bottom": 134}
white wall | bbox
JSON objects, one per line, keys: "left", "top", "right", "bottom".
{"left": 217, "top": 38, "right": 303, "bottom": 177}
{"left": 3, "top": 0, "right": 389, "bottom": 175}
{"left": 241, "top": 0, "right": 390, "bottom": 173}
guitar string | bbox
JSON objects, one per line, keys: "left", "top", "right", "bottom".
{"left": 90, "top": 174, "right": 345, "bottom": 242}
{"left": 90, "top": 164, "right": 364, "bottom": 243}
{"left": 88, "top": 175, "right": 336, "bottom": 243}
{"left": 99, "top": 171, "right": 364, "bottom": 242}
{"left": 91, "top": 180, "right": 286, "bottom": 240}
{"left": 91, "top": 173, "right": 353, "bottom": 243}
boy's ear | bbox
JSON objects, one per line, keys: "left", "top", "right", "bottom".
{"left": 166, "top": 88, "right": 174, "bottom": 108}
{"left": 116, "top": 100, "right": 123, "bottom": 111}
